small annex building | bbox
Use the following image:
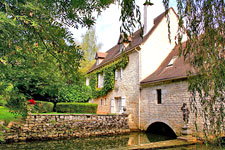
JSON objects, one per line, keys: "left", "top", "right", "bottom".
{"left": 139, "top": 42, "right": 204, "bottom": 135}
{"left": 87, "top": 7, "right": 188, "bottom": 130}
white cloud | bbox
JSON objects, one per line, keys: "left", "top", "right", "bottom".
{"left": 69, "top": 0, "right": 177, "bottom": 52}
{"left": 95, "top": 3, "right": 121, "bottom": 52}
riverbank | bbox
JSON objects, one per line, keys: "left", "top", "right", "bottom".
{"left": 0, "top": 132, "right": 223, "bottom": 150}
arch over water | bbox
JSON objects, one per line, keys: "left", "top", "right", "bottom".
{"left": 145, "top": 121, "right": 177, "bottom": 138}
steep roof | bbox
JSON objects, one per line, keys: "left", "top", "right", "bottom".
{"left": 141, "top": 42, "right": 195, "bottom": 85}
{"left": 87, "top": 8, "right": 176, "bottom": 74}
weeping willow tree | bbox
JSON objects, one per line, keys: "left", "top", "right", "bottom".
{"left": 162, "top": 0, "right": 224, "bottom": 142}
{"left": 119, "top": 0, "right": 224, "bottom": 141}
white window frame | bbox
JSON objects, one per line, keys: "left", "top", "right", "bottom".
{"left": 101, "top": 72, "right": 105, "bottom": 87}
{"left": 120, "top": 68, "right": 123, "bottom": 79}
{"left": 86, "top": 77, "right": 89, "bottom": 86}
{"left": 97, "top": 74, "right": 101, "bottom": 88}
{"left": 115, "top": 69, "right": 118, "bottom": 81}
{"left": 167, "top": 56, "right": 178, "bottom": 66}
{"left": 111, "top": 98, "right": 115, "bottom": 113}
{"left": 119, "top": 44, "right": 123, "bottom": 53}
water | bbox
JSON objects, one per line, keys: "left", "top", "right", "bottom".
{"left": 0, "top": 132, "right": 223, "bottom": 150}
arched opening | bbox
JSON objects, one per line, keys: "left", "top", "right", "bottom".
{"left": 221, "top": 136, "right": 225, "bottom": 146}
{"left": 146, "top": 122, "right": 177, "bottom": 141}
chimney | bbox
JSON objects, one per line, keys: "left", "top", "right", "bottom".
{"left": 143, "top": 1, "right": 154, "bottom": 35}
{"left": 144, "top": 5, "right": 148, "bottom": 35}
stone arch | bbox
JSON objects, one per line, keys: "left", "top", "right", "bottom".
{"left": 144, "top": 119, "right": 178, "bottom": 136}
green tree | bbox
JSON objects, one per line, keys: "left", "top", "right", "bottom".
{"left": 162, "top": 0, "right": 224, "bottom": 142}
{"left": 79, "top": 28, "right": 102, "bottom": 74}
{"left": 0, "top": 0, "right": 142, "bottom": 116}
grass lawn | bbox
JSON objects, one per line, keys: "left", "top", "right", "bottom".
{"left": 0, "top": 106, "right": 21, "bottom": 124}
{"left": 34, "top": 112, "right": 96, "bottom": 115}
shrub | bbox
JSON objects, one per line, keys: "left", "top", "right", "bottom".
{"left": 32, "top": 101, "right": 54, "bottom": 113}
{"left": 56, "top": 103, "right": 98, "bottom": 114}
{"left": 0, "top": 99, "right": 7, "bottom": 106}
{"left": 57, "top": 85, "right": 92, "bottom": 103}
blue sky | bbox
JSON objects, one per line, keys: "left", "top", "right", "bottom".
{"left": 70, "top": 0, "right": 177, "bottom": 52}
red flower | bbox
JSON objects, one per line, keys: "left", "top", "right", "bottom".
{"left": 28, "top": 99, "right": 35, "bottom": 105}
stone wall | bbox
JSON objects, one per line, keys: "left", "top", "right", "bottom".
{"left": 3, "top": 114, "right": 130, "bottom": 142}
{"left": 140, "top": 79, "right": 203, "bottom": 136}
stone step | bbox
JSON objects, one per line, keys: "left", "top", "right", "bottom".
{"left": 128, "top": 139, "right": 196, "bottom": 150}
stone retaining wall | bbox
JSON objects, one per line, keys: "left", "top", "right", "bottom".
{"left": 3, "top": 114, "right": 130, "bottom": 142}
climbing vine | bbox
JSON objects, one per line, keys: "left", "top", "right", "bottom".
{"left": 89, "top": 55, "right": 129, "bottom": 99}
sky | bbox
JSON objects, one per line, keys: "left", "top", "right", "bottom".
{"left": 69, "top": 0, "right": 177, "bottom": 52}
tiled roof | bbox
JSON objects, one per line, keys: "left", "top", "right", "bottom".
{"left": 95, "top": 52, "right": 108, "bottom": 59}
{"left": 141, "top": 42, "right": 195, "bottom": 85}
{"left": 87, "top": 8, "right": 176, "bottom": 74}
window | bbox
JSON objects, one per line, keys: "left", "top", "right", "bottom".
{"left": 101, "top": 99, "right": 103, "bottom": 106}
{"left": 102, "top": 73, "right": 105, "bottom": 87}
{"left": 157, "top": 89, "right": 162, "bottom": 104}
{"left": 115, "top": 97, "right": 122, "bottom": 113}
{"left": 115, "top": 69, "right": 118, "bottom": 81}
{"left": 167, "top": 56, "right": 178, "bottom": 66}
{"left": 111, "top": 97, "right": 126, "bottom": 114}
{"left": 97, "top": 74, "right": 101, "bottom": 88}
{"left": 86, "top": 77, "right": 89, "bottom": 86}
{"left": 119, "top": 68, "right": 123, "bottom": 79}
{"left": 104, "top": 98, "right": 107, "bottom": 105}
{"left": 97, "top": 73, "right": 104, "bottom": 88}
{"left": 115, "top": 68, "right": 123, "bottom": 81}
{"left": 96, "top": 59, "right": 100, "bottom": 65}
{"left": 119, "top": 44, "right": 124, "bottom": 53}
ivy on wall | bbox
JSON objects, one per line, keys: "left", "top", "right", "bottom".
{"left": 89, "top": 55, "right": 129, "bottom": 99}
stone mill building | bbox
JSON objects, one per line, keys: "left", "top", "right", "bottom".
{"left": 86, "top": 7, "right": 205, "bottom": 136}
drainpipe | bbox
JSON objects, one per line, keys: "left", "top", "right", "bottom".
{"left": 134, "top": 47, "right": 141, "bottom": 130}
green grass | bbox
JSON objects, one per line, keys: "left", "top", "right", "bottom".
{"left": 0, "top": 106, "right": 21, "bottom": 124}
{"left": 34, "top": 112, "right": 96, "bottom": 115}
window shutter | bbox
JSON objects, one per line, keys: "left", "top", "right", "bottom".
{"left": 121, "top": 96, "right": 126, "bottom": 113}
{"left": 120, "top": 68, "right": 123, "bottom": 79}
{"left": 102, "top": 73, "right": 105, "bottom": 87}
{"left": 115, "top": 70, "right": 118, "bottom": 81}
{"left": 111, "top": 98, "right": 115, "bottom": 113}
{"left": 98, "top": 74, "right": 101, "bottom": 88}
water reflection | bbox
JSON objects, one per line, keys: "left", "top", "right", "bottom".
{"left": 128, "top": 132, "right": 174, "bottom": 146}
{"left": 0, "top": 132, "right": 223, "bottom": 150}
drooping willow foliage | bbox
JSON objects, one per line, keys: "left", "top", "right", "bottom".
{"left": 162, "top": 0, "right": 225, "bottom": 141}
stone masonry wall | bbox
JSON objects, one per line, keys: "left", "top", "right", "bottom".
{"left": 94, "top": 51, "right": 140, "bottom": 130}
{"left": 3, "top": 114, "right": 130, "bottom": 142}
{"left": 140, "top": 80, "right": 204, "bottom": 136}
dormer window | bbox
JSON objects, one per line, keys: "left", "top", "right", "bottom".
{"left": 96, "top": 59, "right": 100, "bottom": 65}
{"left": 119, "top": 44, "right": 124, "bottom": 53}
{"left": 167, "top": 56, "right": 178, "bottom": 67}
{"left": 118, "top": 33, "right": 132, "bottom": 53}
{"left": 95, "top": 52, "right": 107, "bottom": 66}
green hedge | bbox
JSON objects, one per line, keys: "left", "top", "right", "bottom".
{"left": 32, "top": 101, "right": 54, "bottom": 113}
{"left": 56, "top": 103, "right": 98, "bottom": 114}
